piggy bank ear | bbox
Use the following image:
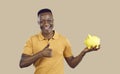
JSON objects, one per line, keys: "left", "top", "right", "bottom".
{"left": 88, "top": 34, "right": 92, "bottom": 38}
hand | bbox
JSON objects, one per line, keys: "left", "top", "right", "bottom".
{"left": 41, "top": 44, "right": 52, "bottom": 57}
{"left": 83, "top": 45, "right": 100, "bottom": 53}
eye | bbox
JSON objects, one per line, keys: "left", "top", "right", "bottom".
{"left": 40, "top": 20, "right": 44, "bottom": 24}
{"left": 47, "top": 20, "right": 53, "bottom": 23}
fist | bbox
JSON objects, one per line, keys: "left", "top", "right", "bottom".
{"left": 41, "top": 44, "right": 52, "bottom": 57}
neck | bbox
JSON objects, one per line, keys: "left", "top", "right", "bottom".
{"left": 42, "top": 30, "right": 54, "bottom": 40}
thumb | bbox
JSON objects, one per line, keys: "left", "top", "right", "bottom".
{"left": 45, "top": 43, "right": 50, "bottom": 49}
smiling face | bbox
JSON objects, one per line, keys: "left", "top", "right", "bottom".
{"left": 38, "top": 12, "right": 54, "bottom": 34}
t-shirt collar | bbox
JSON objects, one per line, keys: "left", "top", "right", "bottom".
{"left": 38, "top": 30, "right": 59, "bottom": 41}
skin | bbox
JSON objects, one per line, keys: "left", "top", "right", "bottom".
{"left": 19, "top": 12, "right": 100, "bottom": 68}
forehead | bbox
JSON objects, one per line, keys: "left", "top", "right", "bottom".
{"left": 39, "top": 12, "right": 53, "bottom": 19}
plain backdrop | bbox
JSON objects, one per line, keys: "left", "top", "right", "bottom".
{"left": 0, "top": 0, "right": 120, "bottom": 74}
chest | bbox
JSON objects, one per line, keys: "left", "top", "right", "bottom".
{"left": 32, "top": 39, "right": 65, "bottom": 56}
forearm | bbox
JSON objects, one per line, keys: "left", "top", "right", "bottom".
{"left": 70, "top": 51, "right": 86, "bottom": 68}
{"left": 20, "top": 51, "right": 43, "bottom": 68}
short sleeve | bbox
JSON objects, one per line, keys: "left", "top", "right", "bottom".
{"left": 63, "top": 38, "right": 73, "bottom": 57}
{"left": 22, "top": 37, "right": 33, "bottom": 55}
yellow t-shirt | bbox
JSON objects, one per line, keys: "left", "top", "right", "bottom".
{"left": 22, "top": 31, "right": 73, "bottom": 74}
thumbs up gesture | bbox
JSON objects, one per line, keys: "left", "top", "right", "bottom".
{"left": 41, "top": 44, "right": 52, "bottom": 57}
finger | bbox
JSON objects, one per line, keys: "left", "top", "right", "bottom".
{"left": 99, "top": 45, "right": 101, "bottom": 48}
{"left": 96, "top": 45, "right": 100, "bottom": 49}
{"left": 91, "top": 46, "right": 95, "bottom": 50}
{"left": 90, "top": 46, "right": 96, "bottom": 50}
{"left": 48, "top": 50, "right": 52, "bottom": 57}
{"left": 95, "top": 45, "right": 97, "bottom": 48}
{"left": 45, "top": 43, "right": 50, "bottom": 48}
{"left": 97, "top": 45, "right": 100, "bottom": 50}
{"left": 48, "top": 49, "right": 52, "bottom": 51}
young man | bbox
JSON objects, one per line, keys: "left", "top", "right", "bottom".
{"left": 19, "top": 8, "right": 100, "bottom": 74}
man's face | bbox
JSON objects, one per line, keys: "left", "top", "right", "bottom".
{"left": 38, "top": 12, "right": 54, "bottom": 34}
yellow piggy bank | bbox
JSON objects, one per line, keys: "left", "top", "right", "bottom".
{"left": 84, "top": 34, "right": 100, "bottom": 49}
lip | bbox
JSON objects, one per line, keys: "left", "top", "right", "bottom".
{"left": 42, "top": 25, "right": 51, "bottom": 31}
{"left": 44, "top": 26, "right": 50, "bottom": 30}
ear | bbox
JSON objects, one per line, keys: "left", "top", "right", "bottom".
{"left": 37, "top": 16, "right": 41, "bottom": 24}
{"left": 37, "top": 18, "right": 40, "bottom": 24}
{"left": 37, "top": 20, "right": 40, "bottom": 24}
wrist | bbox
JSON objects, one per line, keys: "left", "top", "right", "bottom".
{"left": 81, "top": 50, "right": 87, "bottom": 55}
{"left": 78, "top": 50, "right": 86, "bottom": 57}
{"left": 39, "top": 51, "right": 44, "bottom": 57}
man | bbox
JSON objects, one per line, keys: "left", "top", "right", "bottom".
{"left": 19, "top": 8, "right": 100, "bottom": 74}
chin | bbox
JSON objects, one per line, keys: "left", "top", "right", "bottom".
{"left": 43, "top": 30, "right": 52, "bottom": 34}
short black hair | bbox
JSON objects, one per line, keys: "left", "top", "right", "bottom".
{"left": 37, "top": 8, "right": 52, "bottom": 17}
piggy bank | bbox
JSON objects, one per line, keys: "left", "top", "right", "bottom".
{"left": 84, "top": 34, "right": 100, "bottom": 49}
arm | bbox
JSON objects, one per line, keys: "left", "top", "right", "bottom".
{"left": 65, "top": 46, "right": 100, "bottom": 68}
{"left": 19, "top": 44, "right": 52, "bottom": 68}
{"left": 19, "top": 51, "right": 43, "bottom": 68}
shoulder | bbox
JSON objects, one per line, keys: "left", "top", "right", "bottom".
{"left": 28, "top": 33, "right": 40, "bottom": 40}
{"left": 56, "top": 32, "right": 66, "bottom": 39}
{"left": 56, "top": 32, "right": 69, "bottom": 42}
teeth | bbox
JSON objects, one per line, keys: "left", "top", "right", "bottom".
{"left": 45, "top": 26, "right": 50, "bottom": 30}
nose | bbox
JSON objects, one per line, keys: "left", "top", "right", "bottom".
{"left": 44, "top": 20, "right": 49, "bottom": 26}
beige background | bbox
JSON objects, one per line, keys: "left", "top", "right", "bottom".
{"left": 0, "top": 0, "right": 120, "bottom": 74}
